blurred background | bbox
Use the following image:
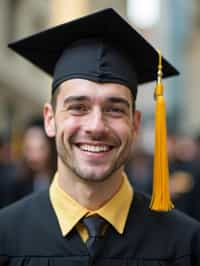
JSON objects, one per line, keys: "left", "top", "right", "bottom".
{"left": 0, "top": 0, "right": 200, "bottom": 219}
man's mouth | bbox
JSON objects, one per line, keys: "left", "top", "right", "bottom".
{"left": 76, "top": 144, "right": 113, "bottom": 153}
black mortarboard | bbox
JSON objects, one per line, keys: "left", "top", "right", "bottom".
{"left": 8, "top": 8, "right": 178, "bottom": 99}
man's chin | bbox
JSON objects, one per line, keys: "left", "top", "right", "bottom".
{"left": 75, "top": 167, "right": 114, "bottom": 183}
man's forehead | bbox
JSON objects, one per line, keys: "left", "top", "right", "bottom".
{"left": 58, "top": 79, "right": 133, "bottom": 101}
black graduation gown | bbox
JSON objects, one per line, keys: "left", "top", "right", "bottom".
{"left": 0, "top": 190, "right": 200, "bottom": 266}
{"left": 0, "top": 163, "right": 17, "bottom": 209}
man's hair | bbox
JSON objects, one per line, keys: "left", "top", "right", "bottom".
{"left": 50, "top": 84, "right": 136, "bottom": 112}
{"left": 51, "top": 86, "right": 61, "bottom": 112}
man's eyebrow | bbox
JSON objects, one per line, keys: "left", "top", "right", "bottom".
{"left": 63, "top": 96, "right": 89, "bottom": 104}
{"left": 106, "top": 97, "right": 130, "bottom": 109}
{"left": 63, "top": 95, "right": 130, "bottom": 109}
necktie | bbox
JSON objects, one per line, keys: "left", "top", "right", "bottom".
{"left": 82, "top": 215, "right": 106, "bottom": 257}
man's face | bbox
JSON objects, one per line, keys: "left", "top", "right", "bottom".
{"left": 44, "top": 79, "right": 141, "bottom": 182}
{"left": 23, "top": 127, "right": 50, "bottom": 173}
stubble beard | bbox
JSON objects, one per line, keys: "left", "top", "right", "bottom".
{"left": 56, "top": 138, "right": 132, "bottom": 183}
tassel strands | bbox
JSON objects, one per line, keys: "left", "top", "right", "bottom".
{"left": 150, "top": 50, "right": 174, "bottom": 211}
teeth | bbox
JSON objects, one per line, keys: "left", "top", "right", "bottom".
{"left": 79, "top": 144, "right": 110, "bottom": 152}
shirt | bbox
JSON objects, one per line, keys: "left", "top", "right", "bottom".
{"left": 50, "top": 172, "right": 133, "bottom": 241}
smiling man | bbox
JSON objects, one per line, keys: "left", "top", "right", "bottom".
{"left": 44, "top": 79, "right": 140, "bottom": 211}
{"left": 0, "top": 8, "right": 200, "bottom": 266}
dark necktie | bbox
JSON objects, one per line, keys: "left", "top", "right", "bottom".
{"left": 82, "top": 215, "right": 106, "bottom": 257}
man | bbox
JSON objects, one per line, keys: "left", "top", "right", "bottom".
{"left": 12, "top": 117, "right": 56, "bottom": 201}
{"left": 0, "top": 8, "right": 200, "bottom": 266}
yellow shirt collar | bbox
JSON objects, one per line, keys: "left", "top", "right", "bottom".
{"left": 50, "top": 172, "right": 133, "bottom": 236}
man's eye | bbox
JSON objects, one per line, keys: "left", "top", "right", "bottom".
{"left": 68, "top": 104, "right": 89, "bottom": 113}
{"left": 105, "top": 107, "right": 126, "bottom": 115}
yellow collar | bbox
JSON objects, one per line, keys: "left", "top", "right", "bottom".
{"left": 50, "top": 172, "right": 133, "bottom": 236}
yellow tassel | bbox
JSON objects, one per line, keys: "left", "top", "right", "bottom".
{"left": 150, "top": 50, "right": 174, "bottom": 212}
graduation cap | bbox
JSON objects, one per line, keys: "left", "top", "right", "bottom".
{"left": 8, "top": 8, "right": 178, "bottom": 211}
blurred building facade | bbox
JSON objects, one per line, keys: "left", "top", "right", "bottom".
{"left": 0, "top": 0, "right": 51, "bottom": 139}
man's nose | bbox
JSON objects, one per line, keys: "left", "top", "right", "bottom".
{"left": 84, "top": 108, "right": 108, "bottom": 136}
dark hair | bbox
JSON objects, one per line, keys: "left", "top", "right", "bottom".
{"left": 50, "top": 86, "right": 61, "bottom": 112}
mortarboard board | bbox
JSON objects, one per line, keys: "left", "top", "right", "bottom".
{"left": 8, "top": 8, "right": 178, "bottom": 99}
{"left": 8, "top": 8, "right": 179, "bottom": 212}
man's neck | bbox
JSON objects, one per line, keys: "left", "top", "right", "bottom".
{"left": 56, "top": 162, "right": 124, "bottom": 210}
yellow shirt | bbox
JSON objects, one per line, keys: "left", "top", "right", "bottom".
{"left": 50, "top": 172, "right": 133, "bottom": 241}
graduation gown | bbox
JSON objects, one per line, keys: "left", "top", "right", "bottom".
{"left": 0, "top": 164, "right": 17, "bottom": 209}
{"left": 0, "top": 190, "right": 200, "bottom": 266}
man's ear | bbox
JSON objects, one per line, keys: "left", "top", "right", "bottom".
{"left": 132, "top": 110, "right": 141, "bottom": 137}
{"left": 43, "top": 103, "right": 56, "bottom": 137}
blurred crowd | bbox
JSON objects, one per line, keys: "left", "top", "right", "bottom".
{"left": 0, "top": 117, "right": 57, "bottom": 209}
{"left": 0, "top": 119, "right": 200, "bottom": 221}
{"left": 126, "top": 131, "right": 200, "bottom": 220}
